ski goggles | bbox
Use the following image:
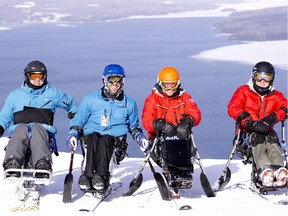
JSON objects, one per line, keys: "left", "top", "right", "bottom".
{"left": 255, "top": 73, "right": 273, "bottom": 82}
{"left": 160, "top": 81, "right": 180, "bottom": 91}
{"left": 107, "top": 75, "right": 124, "bottom": 84}
{"left": 27, "top": 72, "right": 46, "bottom": 80}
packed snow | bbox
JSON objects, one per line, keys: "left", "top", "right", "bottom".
{"left": 0, "top": 137, "right": 287, "bottom": 216}
{"left": 192, "top": 40, "right": 288, "bottom": 71}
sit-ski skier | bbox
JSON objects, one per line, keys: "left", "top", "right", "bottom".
{"left": 66, "top": 64, "right": 149, "bottom": 195}
{"left": 141, "top": 66, "right": 201, "bottom": 197}
{"left": 228, "top": 61, "right": 288, "bottom": 188}
{"left": 0, "top": 60, "right": 78, "bottom": 178}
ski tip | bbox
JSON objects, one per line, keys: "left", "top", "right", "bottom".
{"left": 179, "top": 205, "right": 192, "bottom": 210}
{"left": 277, "top": 200, "right": 288, "bottom": 205}
{"left": 79, "top": 209, "right": 90, "bottom": 212}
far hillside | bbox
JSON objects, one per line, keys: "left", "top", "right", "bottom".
{"left": 214, "top": 6, "right": 287, "bottom": 41}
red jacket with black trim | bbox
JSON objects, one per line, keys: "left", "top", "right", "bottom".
{"left": 142, "top": 87, "right": 201, "bottom": 139}
{"left": 227, "top": 79, "right": 287, "bottom": 130}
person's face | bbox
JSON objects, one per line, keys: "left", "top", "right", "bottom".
{"left": 160, "top": 81, "right": 179, "bottom": 96}
{"left": 28, "top": 72, "right": 46, "bottom": 86}
{"left": 255, "top": 79, "right": 270, "bottom": 88}
{"left": 163, "top": 88, "right": 176, "bottom": 96}
{"left": 106, "top": 76, "right": 123, "bottom": 93}
{"left": 254, "top": 72, "right": 272, "bottom": 88}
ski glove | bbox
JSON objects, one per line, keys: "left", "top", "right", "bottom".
{"left": 66, "top": 131, "right": 79, "bottom": 151}
{"left": 152, "top": 118, "right": 166, "bottom": 131}
{"left": 136, "top": 134, "right": 150, "bottom": 152}
{"left": 152, "top": 118, "right": 176, "bottom": 137}
{"left": 244, "top": 120, "right": 269, "bottom": 134}
{"left": 261, "top": 112, "right": 277, "bottom": 126}
{"left": 237, "top": 112, "right": 250, "bottom": 124}
{"left": 163, "top": 122, "right": 176, "bottom": 137}
{"left": 176, "top": 117, "right": 194, "bottom": 139}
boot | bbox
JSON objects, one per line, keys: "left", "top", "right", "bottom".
{"left": 78, "top": 174, "right": 91, "bottom": 190}
{"left": 259, "top": 168, "right": 274, "bottom": 187}
{"left": 92, "top": 174, "right": 109, "bottom": 192}
{"left": 3, "top": 156, "right": 22, "bottom": 178}
{"left": 34, "top": 158, "right": 52, "bottom": 178}
{"left": 274, "top": 167, "right": 288, "bottom": 187}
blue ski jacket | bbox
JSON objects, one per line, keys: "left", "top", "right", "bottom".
{"left": 69, "top": 89, "right": 142, "bottom": 139}
{"left": 0, "top": 82, "right": 78, "bottom": 136}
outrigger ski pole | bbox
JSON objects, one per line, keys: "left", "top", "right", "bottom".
{"left": 214, "top": 127, "right": 241, "bottom": 192}
{"left": 63, "top": 150, "right": 75, "bottom": 203}
{"left": 123, "top": 134, "right": 159, "bottom": 196}
{"left": 190, "top": 132, "right": 216, "bottom": 197}
{"left": 280, "top": 120, "right": 288, "bottom": 204}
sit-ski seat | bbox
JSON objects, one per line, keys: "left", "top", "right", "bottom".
{"left": 161, "top": 136, "right": 193, "bottom": 189}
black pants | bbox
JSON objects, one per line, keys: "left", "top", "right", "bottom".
{"left": 84, "top": 132, "right": 114, "bottom": 178}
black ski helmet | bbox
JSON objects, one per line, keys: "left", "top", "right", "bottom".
{"left": 251, "top": 61, "right": 275, "bottom": 95}
{"left": 24, "top": 60, "right": 47, "bottom": 75}
{"left": 24, "top": 60, "right": 48, "bottom": 89}
{"left": 252, "top": 61, "right": 275, "bottom": 83}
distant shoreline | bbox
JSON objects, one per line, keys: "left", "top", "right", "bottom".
{"left": 192, "top": 40, "right": 288, "bottom": 71}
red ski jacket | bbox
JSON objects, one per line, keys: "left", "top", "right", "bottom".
{"left": 228, "top": 80, "right": 287, "bottom": 130}
{"left": 142, "top": 87, "right": 201, "bottom": 139}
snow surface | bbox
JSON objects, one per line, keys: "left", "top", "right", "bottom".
{"left": 0, "top": 137, "right": 287, "bottom": 216}
{"left": 192, "top": 40, "right": 288, "bottom": 71}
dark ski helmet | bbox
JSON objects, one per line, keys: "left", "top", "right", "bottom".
{"left": 24, "top": 60, "right": 48, "bottom": 89}
{"left": 102, "top": 64, "right": 125, "bottom": 99}
{"left": 251, "top": 61, "right": 275, "bottom": 95}
{"left": 24, "top": 60, "right": 47, "bottom": 75}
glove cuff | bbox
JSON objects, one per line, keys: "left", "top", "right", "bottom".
{"left": 181, "top": 117, "right": 194, "bottom": 128}
{"left": 237, "top": 112, "right": 250, "bottom": 124}
{"left": 69, "top": 129, "right": 79, "bottom": 137}
{"left": 136, "top": 134, "right": 146, "bottom": 143}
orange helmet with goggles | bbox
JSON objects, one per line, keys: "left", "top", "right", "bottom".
{"left": 157, "top": 66, "right": 181, "bottom": 91}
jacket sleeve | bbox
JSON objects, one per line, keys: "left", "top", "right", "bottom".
{"left": 273, "top": 91, "right": 288, "bottom": 122}
{"left": 127, "top": 100, "right": 142, "bottom": 137}
{"left": 0, "top": 92, "right": 15, "bottom": 130}
{"left": 141, "top": 94, "right": 157, "bottom": 135}
{"left": 227, "top": 86, "right": 248, "bottom": 122}
{"left": 182, "top": 93, "right": 201, "bottom": 126}
{"left": 54, "top": 88, "right": 78, "bottom": 114}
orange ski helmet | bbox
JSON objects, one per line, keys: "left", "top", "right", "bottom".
{"left": 157, "top": 66, "right": 181, "bottom": 91}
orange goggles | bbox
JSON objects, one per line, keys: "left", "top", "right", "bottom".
{"left": 160, "top": 81, "right": 179, "bottom": 91}
{"left": 255, "top": 73, "right": 273, "bottom": 82}
{"left": 28, "top": 72, "right": 46, "bottom": 80}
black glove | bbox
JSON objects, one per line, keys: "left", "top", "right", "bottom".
{"left": 0, "top": 125, "right": 4, "bottom": 137}
{"left": 261, "top": 112, "right": 277, "bottom": 126}
{"left": 176, "top": 117, "right": 194, "bottom": 139}
{"left": 163, "top": 122, "right": 176, "bottom": 137}
{"left": 236, "top": 112, "right": 250, "bottom": 124}
{"left": 244, "top": 120, "right": 269, "bottom": 134}
{"left": 152, "top": 118, "right": 166, "bottom": 131}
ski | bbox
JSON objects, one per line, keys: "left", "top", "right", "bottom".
{"left": 168, "top": 189, "right": 192, "bottom": 211}
{"left": 78, "top": 182, "right": 122, "bottom": 212}
{"left": 237, "top": 183, "right": 288, "bottom": 205}
{"left": 11, "top": 182, "right": 43, "bottom": 212}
